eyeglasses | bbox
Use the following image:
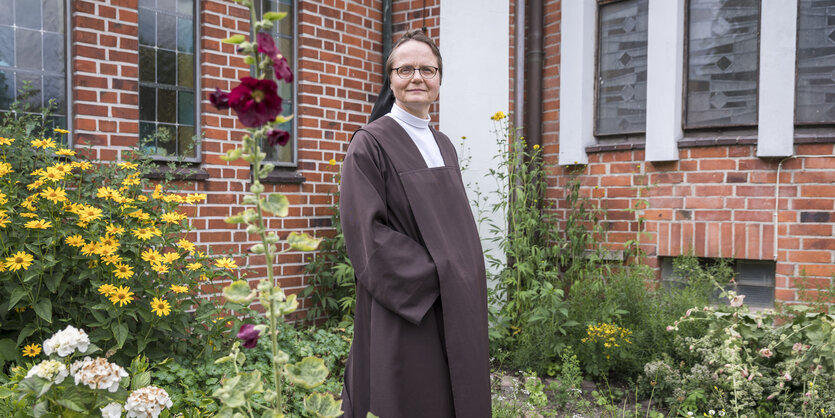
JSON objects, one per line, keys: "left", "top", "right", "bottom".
{"left": 392, "top": 66, "right": 439, "bottom": 79}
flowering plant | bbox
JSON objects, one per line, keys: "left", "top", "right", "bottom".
{"left": 0, "top": 108, "right": 237, "bottom": 367}
{"left": 207, "top": 2, "right": 340, "bottom": 417}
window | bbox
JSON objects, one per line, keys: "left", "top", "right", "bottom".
{"left": 795, "top": 0, "right": 835, "bottom": 125}
{"left": 138, "top": 0, "right": 198, "bottom": 160}
{"left": 0, "top": 0, "right": 68, "bottom": 131}
{"left": 595, "top": 0, "right": 649, "bottom": 136}
{"left": 661, "top": 257, "right": 775, "bottom": 308}
{"left": 685, "top": 0, "right": 760, "bottom": 129}
{"left": 257, "top": 0, "right": 296, "bottom": 166}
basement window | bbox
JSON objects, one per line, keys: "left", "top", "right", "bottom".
{"left": 661, "top": 257, "right": 775, "bottom": 308}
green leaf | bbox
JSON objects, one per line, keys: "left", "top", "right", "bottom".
{"left": 287, "top": 232, "right": 322, "bottom": 251}
{"left": 261, "top": 193, "right": 289, "bottom": 217}
{"left": 263, "top": 11, "right": 287, "bottom": 21}
{"left": 0, "top": 386, "right": 14, "bottom": 399}
{"left": 284, "top": 357, "right": 329, "bottom": 389}
{"left": 304, "top": 392, "right": 343, "bottom": 418}
{"left": 220, "top": 147, "right": 244, "bottom": 162}
{"left": 43, "top": 271, "right": 61, "bottom": 293}
{"left": 0, "top": 338, "right": 17, "bottom": 363}
{"left": 222, "top": 34, "right": 246, "bottom": 44}
{"left": 8, "top": 287, "right": 29, "bottom": 311}
{"left": 366, "top": 413, "right": 380, "bottom": 418}
{"left": 113, "top": 323, "right": 129, "bottom": 349}
{"left": 132, "top": 371, "right": 151, "bottom": 391}
{"left": 17, "top": 324, "right": 37, "bottom": 345}
{"left": 55, "top": 398, "right": 84, "bottom": 412}
{"left": 33, "top": 298, "right": 52, "bottom": 323}
{"left": 223, "top": 280, "right": 257, "bottom": 303}
{"left": 277, "top": 293, "right": 299, "bottom": 315}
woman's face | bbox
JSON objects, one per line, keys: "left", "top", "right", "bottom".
{"left": 389, "top": 40, "right": 441, "bottom": 119}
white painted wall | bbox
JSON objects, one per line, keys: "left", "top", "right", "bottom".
{"left": 439, "top": 0, "right": 510, "bottom": 278}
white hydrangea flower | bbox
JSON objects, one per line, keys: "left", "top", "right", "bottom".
{"left": 25, "top": 359, "right": 68, "bottom": 383}
{"left": 100, "top": 402, "right": 122, "bottom": 418}
{"left": 125, "top": 386, "right": 172, "bottom": 418}
{"left": 43, "top": 325, "right": 90, "bottom": 357}
{"left": 70, "top": 357, "right": 128, "bottom": 392}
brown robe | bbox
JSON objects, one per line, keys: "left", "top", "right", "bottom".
{"left": 339, "top": 116, "right": 491, "bottom": 418}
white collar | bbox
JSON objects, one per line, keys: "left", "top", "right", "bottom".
{"left": 390, "top": 103, "right": 430, "bottom": 129}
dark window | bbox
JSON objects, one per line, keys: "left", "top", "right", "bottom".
{"left": 661, "top": 257, "right": 775, "bottom": 308}
{"left": 685, "top": 0, "right": 760, "bottom": 129}
{"left": 595, "top": 0, "right": 649, "bottom": 136}
{"left": 796, "top": 0, "right": 835, "bottom": 124}
{"left": 0, "top": 0, "right": 67, "bottom": 131}
{"left": 138, "top": 0, "right": 198, "bottom": 160}
{"left": 257, "top": 0, "right": 296, "bottom": 166}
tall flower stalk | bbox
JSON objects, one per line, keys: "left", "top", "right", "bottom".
{"left": 209, "top": 2, "right": 340, "bottom": 417}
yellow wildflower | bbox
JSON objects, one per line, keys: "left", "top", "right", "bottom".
{"left": 0, "top": 217, "right": 9, "bottom": 228}
{"left": 20, "top": 212, "right": 38, "bottom": 218}
{"left": 490, "top": 111, "right": 507, "bottom": 121}
{"left": 53, "top": 128, "right": 70, "bottom": 134}
{"left": 55, "top": 149, "right": 76, "bottom": 157}
{"left": 101, "top": 254, "right": 122, "bottom": 265}
{"left": 328, "top": 159, "right": 336, "bottom": 165}
{"left": 150, "top": 297, "right": 171, "bottom": 317}
{"left": 186, "top": 262, "right": 202, "bottom": 271}
{"left": 26, "top": 181, "right": 44, "bottom": 191}
{"left": 39, "top": 169, "right": 65, "bottom": 182}
{"left": 137, "top": 195, "right": 148, "bottom": 202}
{"left": 80, "top": 242, "right": 98, "bottom": 256}
{"left": 0, "top": 137, "right": 15, "bottom": 145}
{"left": 132, "top": 227, "right": 155, "bottom": 240}
{"left": 98, "top": 236, "right": 119, "bottom": 248}
{"left": 72, "top": 161, "right": 93, "bottom": 170}
{"left": 24, "top": 219, "right": 52, "bottom": 229}
{"left": 76, "top": 205, "right": 103, "bottom": 222}
{"left": 96, "top": 187, "right": 118, "bottom": 200}
{"left": 106, "top": 223, "right": 125, "bottom": 235}
{"left": 161, "top": 212, "right": 186, "bottom": 224}
{"left": 151, "top": 262, "right": 169, "bottom": 274}
{"left": 184, "top": 193, "right": 207, "bottom": 204}
{"left": 152, "top": 184, "right": 163, "bottom": 199}
{"left": 98, "top": 283, "right": 117, "bottom": 296}
{"left": 31, "top": 138, "right": 57, "bottom": 149}
{"left": 0, "top": 192, "right": 6, "bottom": 204}
{"left": 532, "top": 144, "right": 540, "bottom": 150}
{"left": 118, "top": 161, "right": 138, "bottom": 170}
{"left": 141, "top": 249, "right": 162, "bottom": 264}
{"left": 170, "top": 284, "right": 188, "bottom": 294}
{"left": 162, "top": 252, "right": 180, "bottom": 264}
{"left": 214, "top": 257, "right": 238, "bottom": 270}
{"left": 121, "top": 177, "right": 140, "bottom": 186}
{"left": 0, "top": 162, "right": 13, "bottom": 176}
{"left": 40, "top": 186, "right": 68, "bottom": 203}
{"left": 5, "top": 251, "right": 34, "bottom": 271}
{"left": 113, "top": 263, "right": 134, "bottom": 280}
{"left": 108, "top": 285, "right": 134, "bottom": 307}
{"left": 177, "top": 239, "right": 196, "bottom": 254}
{"left": 22, "top": 343, "right": 41, "bottom": 357}
{"left": 48, "top": 164, "right": 72, "bottom": 176}
{"left": 65, "top": 235, "right": 85, "bottom": 247}
{"left": 93, "top": 245, "right": 117, "bottom": 257}
{"left": 128, "top": 209, "right": 150, "bottom": 221}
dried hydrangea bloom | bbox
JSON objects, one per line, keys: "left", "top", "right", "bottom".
{"left": 125, "top": 386, "right": 172, "bottom": 418}
{"left": 25, "top": 359, "right": 68, "bottom": 383}
{"left": 70, "top": 357, "right": 128, "bottom": 392}
{"left": 43, "top": 325, "right": 90, "bottom": 357}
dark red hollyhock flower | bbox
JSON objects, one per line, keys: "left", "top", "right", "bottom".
{"left": 256, "top": 31, "right": 294, "bottom": 83}
{"left": 266, "top": 128, "right": 290, "bottom": 147}
{"left": 210, "top": 88, "right": 230, "bottom": 110}
{"left": 236, "top": 323, "right": 260, "bottom": 349}
{"left": 228, "top": 77, "right": 282, "bottom": 127}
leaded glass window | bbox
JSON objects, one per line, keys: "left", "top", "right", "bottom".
{"left": 0, "top": 0, "right": 68, "bottom": 130}
{"left": 138, "top": 0, "right": 198, "bottom": 160}
{"left": 796, "top": 0, "right": 835, "bottom": 124}
{"left": 257, "top": 0, "right": 295, "bottom": 166}
{"left": 595, "top": 0, "right": 648, "bottom": 136}
{"left": 685, "top": 0, "right": 760, "bottom": 129}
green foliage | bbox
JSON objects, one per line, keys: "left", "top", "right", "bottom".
{"left": 302, "top": 170, "right": 356, "bottom": 325}
{"left": 0, "top": 107, "right": 234, "bottom": 368}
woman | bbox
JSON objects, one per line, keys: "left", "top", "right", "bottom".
{"left": 339, "top": 30, "right": 491, "bottom": 418}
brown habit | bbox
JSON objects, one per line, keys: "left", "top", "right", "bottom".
{"left": 339, "top": 116, "right": 491, "bottom": 418}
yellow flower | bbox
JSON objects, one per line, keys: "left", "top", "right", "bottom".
{"left": 72, "top": 161, "right": 93, "bottom": 170}
{"left": 0, "top": 137, "right": 15, "bottom": 145}
{"left": 184, "top": 193, "right": 207, "bottom": 204}
{"left": 94, "top": 244, "right": 117, "bottom": 257}
{"left": 5, "top": 251, "right": 34, "bottom": 271}
{"left": 118, "top": 161, "right": 138, "bottom": 170}
{"left": 532, "top": 144, "right": 540, "bottom": 150}
{"left": 137, "top": 195, "right": 148, "bottom": 202}
{"left": 199, "top": 274, "right": 209, "bottom": 281}
{"left": 162, "top": 252, "right": 180, "bottom": 264}
{"left": 109, "top": 285, "right": 134, "bottom": 307}
{"left": 0, "top": 217, "right": 9, "bottom": 228}
{"left": 152, "top": 184, "right": 163, "bottom": 199}
{"left": 80, "top": 242, "right": 98, "bottom": 256}
{"left": 96, "top": 187, "right": 118, "bottom": 200}
{"left": 25, "top": 219, "right": 52, "bottom": 229}
{"left": 151, "top": 262, "right": 170, "bottom": 274}
{"left": 121, "top": 177, "right": 140, "bottom": 186}
{"left": 177, "top": 239, "right": 196, "bottom": 254}
{"left": 186, "top": 262, "right": 202, "bottom": 271}
{"left": 214, "top": 257, "right": 238, "bottom": 270}
{"left": 141, "top": 249, "right": 162, "bottom": 264}
{"left": 101, "top": 254, "right": 122, "bottom": 265}
{"left": 132, "top": 227, "right": 154, "bottom": 240}
{"left": 170, "top": 284, "right": 188, "bottom": 294}
{"left": 150, "top": 297, "right": 171, "bottom": 317}
{"left": 0, "top": 162, "right": 13, "bottom": 176}
{"left": 20, "top": 212, "right": 38, "bottom": 218}
{"left": 160, "top": 212, "right": 186, "bottom": 224}
{"left": 98, "top": 235, "right": 120, "bottom": 248}
{"left": 21, "top": 196, "right": 37, "bottom": 211}
{"left": 40, "top": 186, "right": 68, "bottom": 203}
{"left": 106, "top": 223, "right": 125, "bottom": 235}
{"left": 22, "top": 343, "right": 41, "bottom": 357}
{"left": 490, "top": 111, "right": 507, "bottom": 121}
{"left": 31, "top": 138, "right": 57, "bottom": 149}
{"left": 76, "top": 205, "right": 103, "bottom": 222}
{"left": 328, "top": 158, "right": 336, "bottom": 165}
{"left": 98, "top": 283, "right": 117, "bottom": 296}
{"left": 39, "top": 169, "right": 65, "bottom": 182}
{"left": 53, "top": 128, "right": 70, "bottom": 134}
{"left": 55, "top": 149, "right": 76, "bottom": 157}
{"left": 128, "top": 209, "right": 150, "bottom": 221}
{"left": 48, "top": 164, "right": 72, "bottom": 176}
{"left": 0, "top": 192, "right": 7, "bottom": 204}
{"left": 113, "top": 263, "right": 134, "bottom": 279}
{"left": 65, "top": 235, "right": 85, "bottom": 247}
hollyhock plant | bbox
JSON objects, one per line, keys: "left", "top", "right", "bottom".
{"left": 210, "top": 88, "right": 230, "bottom": 110}
{"left": 237, "top": 323, "right": 261, "bottom": 349}
{"left": 257, "top": 31, "right": 294, "bottom": 82}
{"left": 267, "top": 128, "right": 291, "bottom": 147}
{"left": 228, "top": 77, "right": 282, "bottom": 127}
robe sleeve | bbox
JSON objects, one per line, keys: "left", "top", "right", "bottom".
{"left": 339, "top": 132, "right": 440, "bottom": 325}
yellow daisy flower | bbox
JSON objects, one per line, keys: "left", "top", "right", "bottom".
{"left": 177, "top": 239, "right": 196, "bottom": 254}
{"left": 31, "top": 138, "right": 57, "bottom": 149}
{"left": 214, "top": 257, "right": 238, "bottom": 270}
{"left": 40, "top": 186, "right": 68, "bottom": 203}
{"left": 151, "top": 262, "right": 169, "bottom": 274}
{"left": 106, "top": 223, "right": 125, "bottom": 235}
{"left": 72, "top": 161, "right": 93, "bottom": 170}
{"left": 0, "top": 217, "right": 10, "bottom": 228}
{"left": 20, "top": 212, "right": 38, "bottom": 218}
{"left": 80, "top": 242, "right": 99, "bottom": 256}
{"left": 128, "top": 209, "right": 150, "bottom": 221}
{"left": 96, "top": 187, "right": 118, "bottom": 199}
{"left": 160, "top": 212, "right": 186, "bottom": 224}
{"left": 65, "top": 235, "right": 85, "bottom": 247}
{"left": 132, "top": 227, "right": 155, "bottom": 240}
{"left": 53, "top": 128, "right": 70, "bottom": 134}
{"left": 98, "top": 235, "right": 120, "bottom": 248}
{"left": 39, "top": 170, "right": 64, "bottom": 182}
{"left": 137, "top": 195, "right": 149, "bottom": 202}
{"left": 186, "top": 262, "right": 202, "bottom": 271}
{"left": 0, "top": 162, "right": 13, "bottom": 177}
{"left": 328, "top": 158, "right": 337, "bottom": 165}
{"left": 94, "top": 244, "right": 117, "bottom": 257}
{"left": 141, "top": 249, "right": 162, "bottom": 264}
{"left": 152, "top": 184, "right": 163, "bottom": 199}
{"left": 55, "top": 149, "right": 76, "bottom": 157}
{"left": 77, "top": 205, "right": 103, "bottom": 222}
{"left": 48, "top": 164, "right": 72, "bottom": 176}
{"left": 0, "top": 192, "right": 7, "bottom": 204}
{"left": 162, "top": 252, "right": 180, "bottom": 264}
{"left": 24, "top": 219, "right": 52, "bottom": 229}
{"left": 101, "top": 254, "right": 122, "bottom": 265}
{"left": 108, "top": 285, "right": 134, "bottom": 307}
{"left": 22, "top": 343, "right": 41, "bottom": 357}
{"left": 5, "top": 251, "right": 34, "bottom": 271}
{"left": 150, "top": 297, "right": 171, "bottom": 317}
{"left": 98, "top": 283, "right": 117, "bottom": 296}
{"left": 118, "top": 161, "right": 139, "bottom": 170}
{"left": 184, "top": 193, "right": 207, "bottom": 204}
{"left": 0, "top": 137, "right": 15, "bottom": 145}
{"left": 170, "top": 284, "right": 188, "bottom": 294}
{"left": 121, "top": 177, "right": 140, "bottom": 186}
{"left": 113, "top": 263, "right": 134, "bottom": 280}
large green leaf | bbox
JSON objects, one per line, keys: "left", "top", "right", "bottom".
{"left": 277, "top": 294, "right": 299, "bottom": 315}
{"left": 33, "top": 298, "right": 52, "bottom": 323}
{"left": 43, "top": 270, "right": 61, "bottom": 293}
{"left": 263, "top": 11, "right": 288, "bottom": 21}
{"left": 262, "top": 193, "right": 289, "bottom": 217}
{"left": 287, "top": 232, "right": 322, "bottom": 252}
{"left": 0, "top": 338, "right": 17, "bottom": 363}
{"left": 304, "top": 392, "right": 343, "bottom": 418}
{"left": 8, "top": 287, "right": 29, "bottom": 311}
{"left": 223, "top": 280, "right": 257, "bottom": 303}
{"left": 285, "top": 357, "right": 328, "bottom": 389}
{"left": 112, "top": 323, "right": 129, "bottom": 349}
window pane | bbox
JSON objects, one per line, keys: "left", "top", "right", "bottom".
{"left": 157, "top": 49, "right": 176, "bottom": 85}
{"left": 0, "top": 69, "right": 14, "bottom": 109}
{"left": 177, "top": 0, "right": 193, "bottom": 17}
{"left": 278, "top": 36, "right": 293, "bottom": 65}
{"left": 15, "top": 0, "right": 39, "bottom": 30}
{"left": 139, "top": 121, "right": 157, "bottom": 153}
{"left": 0, "top": 0, "right": 11, "bottom": 26}
{"left": 177, "top": 52, "right": 193, "bottom": 87}
{"left": 139, "top": 46, "right": 155, "bottom": 82}
{"left": 596, "top": 0, "right": 648, "bottom": 135}
{"left": 177, "top": 90, "right": 193, "bottom": 125}
{"left": 177, "top": 17, "right": 193, "bottom": 53}
{"left": 139, "top": 86, "right": 156, "bottom": 121}
{"left": 43, "top": 32, "right": 64, "bottom": 73}
{"left": 0, "top": 26, "right": 13, "bottom": 66}
{"left": 157, "top": 124, "right": 176, "bottom": 156}
{"left": 15, "top": 72, "right": 41, "bottom": 109}
{"left": 157, "top": 88, "right": 175, "bottom": 123}
{"left": 686, "top": 0, "right": 760, "bottom": 129}
{"left": 42, "top": 0, "right": 63, "bottom": 33}
{"left": 158, "top": 0, "right": 175, "bottom": 12}
{"left": 157, "top": 13, "right": 176, "bottom": 50}
{"left": 138, "top": 8, "right": 155, "bottom": 46}
{"left": 16, "top": 28, "right": 41, "bottom": 70}
{"left": 43, "top": 74, "right": 64, "bottom": 110}
{"left": 177, "top": 125, "right": 195, "bottom": 158}
{"left": 796, "top": 0, "right": 835, "bottom": 124}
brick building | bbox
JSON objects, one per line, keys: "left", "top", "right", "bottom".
{"left": 1, "top": 0, "right": 832, "bottom": 311}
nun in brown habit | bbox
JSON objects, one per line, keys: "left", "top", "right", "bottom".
{"left": 339, "top": 30, "right": 491, "bottom": 418}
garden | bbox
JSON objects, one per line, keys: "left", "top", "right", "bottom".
{"left": 2, "top": 3, "right": 835, "bottom": 418}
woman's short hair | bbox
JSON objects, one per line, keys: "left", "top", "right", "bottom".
{"left": 385, "top": 30, "right": 443, "bottom": 79}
